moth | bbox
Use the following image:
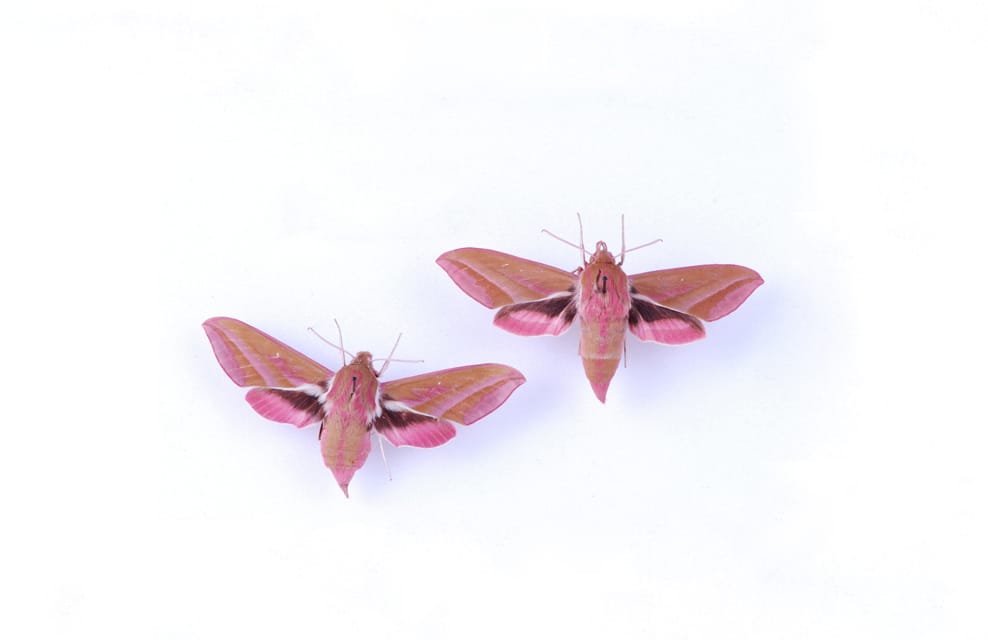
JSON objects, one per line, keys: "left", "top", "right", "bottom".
{"left": 203, "top": 317, "right": 525, "bottom": 497}
{"left": 436, "top": 218, "right": 763, "bottom": 403}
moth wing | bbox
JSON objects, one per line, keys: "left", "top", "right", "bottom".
{"left": 437, "top": 248, "right": 576, "bottom": 309}
{"left": 629, "top": 264, "right": 763, "bottom": 322}
{"left": 493, "top": 294, "right": 577, "bottom": 336}
{"left": 628, "top": 297, "right": 706, "bottom": 345}
{"left": 203, "top": 317, "right": 333, "bottom": 388}
{"left": 244, "top": 387, "right": 326, "bottom": 428}
{"left": 373, "top": 408, "right": 458, "bottom": 449}
{"left": 381, "top": 364, "right": 526, "bottom": 425}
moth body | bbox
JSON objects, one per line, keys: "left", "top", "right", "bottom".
{"left": 318, "top": 352, "right": 379, "bottom": 497}
{"left": 437, "top": 223, "right": 763, "bottom": 402}
{"left": 576, "top": 243, "right": 632, "bottom": 402}
{"left": 203, "top": 317, "right": 524, "bottom": 497}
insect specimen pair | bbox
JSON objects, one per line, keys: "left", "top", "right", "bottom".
{"left": 204, "top": 218, "right": 763, "bottom": 496}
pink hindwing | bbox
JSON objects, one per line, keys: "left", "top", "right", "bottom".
{"left": 437, "top": 232, "right": 762, "bottom": 403}
{"left": 203, "top": 317, "right": 525, "bottom": 497}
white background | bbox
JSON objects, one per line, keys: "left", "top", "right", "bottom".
{"left": 2, "top": 1, "right": 986, "bottom": 638}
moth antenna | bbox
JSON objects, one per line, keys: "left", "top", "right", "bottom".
{"left": 577, "top": 212, "right": 587, "bottom": 264}
{"left": 376, "top": 333, "right": 403, "bottom": 376}
{"left": 308, "top": 322, "right": 355, "bottom": 365}
{"left": 334, "top": 319, "right": 347, "bottom": 367}
{"left": 376, "top": 432, "right": 393, "bottom": 482}
{"left": 373, "top": 357, "right": 423, "bottom": 365}
{"left": 619, "top": 214, "right": 626, "bottom": 265}
{"left": 542, "top": 213, "right": 592, "bottom": 262}
{"left": 541, "top": 228, "right": 582, "bottom": 251}
{"left": 615, "top": 215, "right": 663, "bottom": 265}
{"left": 623, "top": 237, "right": 664, "bottom": 256}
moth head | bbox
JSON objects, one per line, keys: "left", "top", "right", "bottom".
{"left": 590, "top": 241, "right": 616, "bottom": 265}
{"left": 350, "top": 351, "right": 375, "bottom": 370}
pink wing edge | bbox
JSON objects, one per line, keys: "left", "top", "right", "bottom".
{"left": 375, "top": 364, "right": 526, "bottom": 448}
{"left": 374, "top": 411, "right": 459, "bottom": 448}
{"left": 629, "top": 264, "right": 764, "bottom": 322}
{"left": 436, "top": 247, "right": 576, "bottom": 309}
{"left": 202, "top": 316, "right": 333, "bottom": 388}
{"left": 625, "top": 293, "right": 708, "bottom": 345}
{"left": 244, "top": 386, "right": 325, "bottom": 428}
{"left": 493, "top": 295, "right": 576, "bottom": 336}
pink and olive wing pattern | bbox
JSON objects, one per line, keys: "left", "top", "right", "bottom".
{"left": 493, "top": 294, "right": 578, "bottom": 336}
{"left": 628, "top": 265, "right": 763, "bottom": 322}
{"left": 374, "top": 364, "right": 524, "bottom": 449}
{"left": 627, "top": 298, "right": 706, "bottom": 345}
{"left": 437, "top": 248, "right": 576, "bottom": 309}
{"left": 374, "top": 409, "right": 458, "bottom": 448}
{"left": 381, "top": 364, "right": 525, "bottom": 426}
{"left": 203, "top": 316, "right": 333, "bottom": 388}
{"left": 244, "top": 386, "right": 326, "bottom": 428}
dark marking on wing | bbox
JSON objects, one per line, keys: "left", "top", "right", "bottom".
{"left": 265, "top": 387, "right": 324, "bottom": 416}
{"left": 628, "top": 297, "right": 705, "bottom": 333}
{"left": 377, "top": 395, "right": 439, "bottom": 430}
{"left": 495, "top": 293, "right": 577, "bottom": 323}
{"left": 379, "top": 409, "right": 438, "bottom": 429}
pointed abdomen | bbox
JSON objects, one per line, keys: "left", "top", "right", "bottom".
{"left": 320, "top": 416, "right": 373, "bottom": 498}
{"left": 579, "top": 318, "right": 626, "bottom": 403}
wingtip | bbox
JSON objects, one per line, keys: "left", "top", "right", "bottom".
{"left": 202, "top": 316, "right": 236, "bottom": 329}
{"left": 435, "top": 250, "right": 461, "bottom": 271}
{"left": 748, "top": 270, "right": 765, "bottom": 289}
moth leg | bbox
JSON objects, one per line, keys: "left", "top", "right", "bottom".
{"left": 376, "top": 431, "right": 392, "bottom": 482}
